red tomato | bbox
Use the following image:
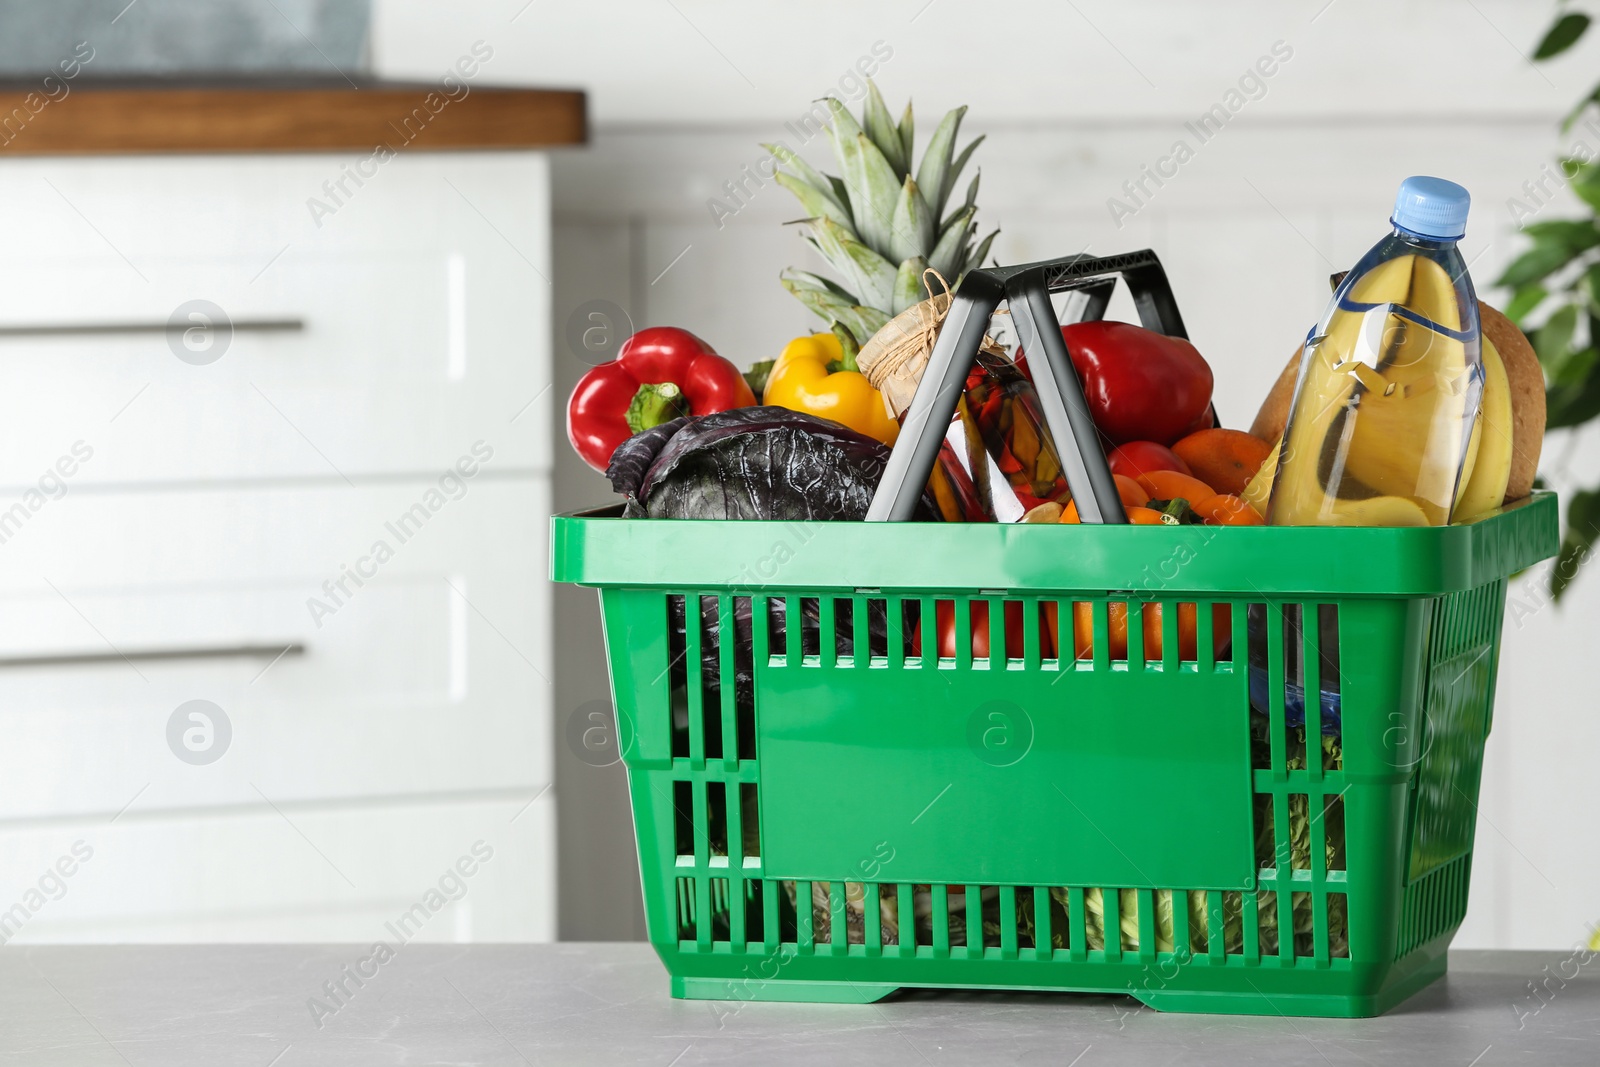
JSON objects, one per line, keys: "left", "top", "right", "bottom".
{"left": 913, "top": 600, "right": 1054, "bottom": 660}
{"left": 1108, "top": 441, "right": 1192, "bottom": 481}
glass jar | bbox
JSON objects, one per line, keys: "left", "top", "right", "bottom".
{"left": 859, "top": 295, "right": 1071, "bottom": 522}
{"left": 921, "top": 352, "right": 1070, "bottom": 521}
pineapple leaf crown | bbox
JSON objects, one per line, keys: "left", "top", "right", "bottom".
{"left": 769, "top": 80, "right": 997, "bottom": 353}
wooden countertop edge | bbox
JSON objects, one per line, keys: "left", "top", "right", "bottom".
{"left": 0, "top": 85, "right": 587, "bottom": 155}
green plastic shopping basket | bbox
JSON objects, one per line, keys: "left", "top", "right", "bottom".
{"left": 552, "top": 251, "right": 1559, "bottom": 1017}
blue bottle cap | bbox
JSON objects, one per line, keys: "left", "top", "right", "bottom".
{"left": 1391, "top": 176, "right": 1470, "bottom": 240}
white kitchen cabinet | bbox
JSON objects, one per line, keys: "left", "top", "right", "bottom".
{"left": 0, "top": 477, "right": 550, "bottom": 823}
{"left": 0, "top": 153, "right": 553, "bottom": 485}
{"left": 0, "top": 146, "right": 560, "bottom": 942}
{"left": 0, "top": 796, "right": 554, "bottom": 943}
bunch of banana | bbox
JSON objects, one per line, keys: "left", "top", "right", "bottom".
{"left": 1452, "top": 327, "right": 1517, "bottom": 522}
{"left": 1246, "top": 281, "right": 1542, "bottom": 526}
{"left": 1266, "top": 254, "right": 1479, "bottom": 526}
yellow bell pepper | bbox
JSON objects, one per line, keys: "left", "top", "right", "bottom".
{"left": 762, "top": 333, "right": 899, "bottom": 446}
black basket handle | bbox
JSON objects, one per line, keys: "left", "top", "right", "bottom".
{"left": 866, "top": 249, "right": 1189, "bottom": 524}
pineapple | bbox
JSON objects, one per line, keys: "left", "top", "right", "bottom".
{"left": 767, "top": 81, "right": 997, "bottom": 357}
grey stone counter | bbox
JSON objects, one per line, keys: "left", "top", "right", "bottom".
{"left": 0, "top": 944, "right": 1594, "bottom": 1065}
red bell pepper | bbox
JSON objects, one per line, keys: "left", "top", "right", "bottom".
{"left": 1057, "top": 321, "right": 1213, "bottom": 446}
{"left": 567, "top": 326, "right": 756, "bottom": 472}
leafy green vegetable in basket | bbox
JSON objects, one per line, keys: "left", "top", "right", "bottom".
{"left": 759, "top": 717, "right": 1351, "bottom": 959}
{"left": 1021, "top": 720, "right": 1348, "bottom": 958}
{"left": 1244, "top": 718, "right": 1347, "bottom": 958}
{"left": 783, "top": 882, "right": 985, "bottom": 948}
{"left": 1046, "top": 887, "right": 1200, "bottom": 954}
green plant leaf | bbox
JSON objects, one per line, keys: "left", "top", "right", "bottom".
{"left": 1535, "top": 304, "right": 1579, "bottom": 372}
{"left": 1554, "top": 346, "right": 1599, "bottom": 388}
{"left": 1497, "top": 240, "right": 1586, "bottom": 288}
{"left": 743, "top": 358, "right": 775, "bottom": 399}
{"left": 1522, "top": 218, "right": 1600, "bottom": 251}
{"left": 1576, "top": 186, "right": 1600, "bottom": 217}
{"left": 1552, "top": 486, "right": 1600, "bottom": 602}
{"left": 1558, "top": 155, "right": 1594, "bottom": 175}
{"left": 1563, "top": 81, "right": 1600, "bottom": 132}
{"left": 1505, "top": 282, "right": 1548, "bottom": 323}
{"left": 1559, "top": 159, "right": 1600, "bottom": 210}
{"left": 1547, "top": 362, "right": 1600, "bottom": 427}
{"left": 1552, "top": 535, "right": 1587, "bottom": 601}
{"left": 1536, "top": 12, "right": 1590, "bottom": 60}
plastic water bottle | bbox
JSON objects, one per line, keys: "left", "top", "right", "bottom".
{"left": 1268, "top": 176, "right": 1482, "bottom": 527}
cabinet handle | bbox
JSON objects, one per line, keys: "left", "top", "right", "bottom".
{"left": 0, "top": 642, "right": 305, "bottom": 669}
{"left": 0, "top": 319, "right": 304, "bottom": 338}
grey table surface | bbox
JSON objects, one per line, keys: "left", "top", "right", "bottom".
{"left": 0, "top": 944, "right": 1593, "bottom": 1066}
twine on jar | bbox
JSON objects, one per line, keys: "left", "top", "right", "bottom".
{"left": 857, "top": 268, "right": 1007, "bottom": 419}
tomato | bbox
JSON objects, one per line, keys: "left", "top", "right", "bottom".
{"left": 914, "top": 600, "right": 1055, "bottom": 660}
{"left": 1108, "top": 441, "right": 1192, "bottom": 481}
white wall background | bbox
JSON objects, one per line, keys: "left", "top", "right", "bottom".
{"left": 370, "top": 0, "right": 1600, "bottom": 949}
